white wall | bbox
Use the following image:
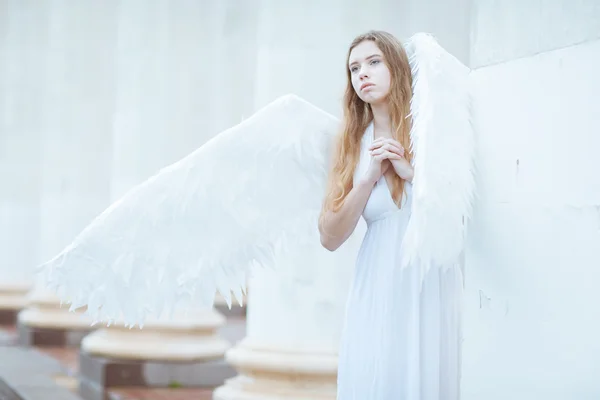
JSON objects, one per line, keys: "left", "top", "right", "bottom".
{"left": 470, "top": 0, "right": 600, "bottom": 68}
{"left": 464, "top": 32, "right": 600, "bottom": 400}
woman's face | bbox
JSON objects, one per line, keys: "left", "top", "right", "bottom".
{"left": 348, "top": 40, "right": 391, "bottom": 105}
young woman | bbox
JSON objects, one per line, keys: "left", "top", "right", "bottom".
{"left": 319, "top": 30, "right": 463, "bottom": 399}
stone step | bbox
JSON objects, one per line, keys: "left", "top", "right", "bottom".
{"left": 0, "top": 346, "right": 83, "bottom": 400}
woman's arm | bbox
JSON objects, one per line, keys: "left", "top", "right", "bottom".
{"left": 390, "top": 159, "right": 414, "bottom": 182}
{"left": 318, "top": 177, "right": 375, "bottom": 252}
{"left": 318, "top": 148, "right": 396, "bottom": 251}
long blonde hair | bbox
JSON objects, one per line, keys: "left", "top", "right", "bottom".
{"left": 322, "top": 30, "right": 413, "bottom": 214}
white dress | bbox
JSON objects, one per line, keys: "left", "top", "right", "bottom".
{"left": 336, "top": 122, "right": 464, "bottom": 400}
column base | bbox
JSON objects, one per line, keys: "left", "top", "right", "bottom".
{"left": 0, "top": 309, "right": 18, "bottom": 326}
{"left": 213, "top": 339, "right": 337, "bottom": 400}
{"left": 82, "top": 325, "right": 231, "bottom": 361}
{"left": 78, "top": 309, "right": 236, "bottom": 400}
{"left": 17, "top": 288, "right": 96, "bottom": 346}
{"left": 17, "top": 322, "right": 91, "bottom": 347}
{"left": 78, "top": 349, "right": 235, "bottom": 400}
{"left": 17, "top": 306, "right": 94, "bottom": 347}
{"left": 0, "top": 284, "right": 30, "bottom": 325}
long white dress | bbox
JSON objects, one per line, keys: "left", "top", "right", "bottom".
{"left": 336, "top": 122, "right": 464, "bottom": 400}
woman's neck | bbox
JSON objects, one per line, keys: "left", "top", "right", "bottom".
{"left": 370, "top": 101, "right": 392, "bottom": 138}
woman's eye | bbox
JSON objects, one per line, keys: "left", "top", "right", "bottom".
{"left": 370, "top": 59, "right": 380, "bottom": 65}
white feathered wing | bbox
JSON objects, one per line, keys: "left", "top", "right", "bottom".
{"left": 39, "top": 94, "right": 339, "bottom": 326}
{"left": 401, "top": 33, "right": 475, "bottom": 279}
{"left": 38, "top": 32, "right": 475, "bottom": 327}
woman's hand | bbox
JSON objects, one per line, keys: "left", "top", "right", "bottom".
{"left": 363, "top": 147, "right": 397, "bottom": 186}
{"left": 369, "top": 138, "right": 414, "bottom": 182}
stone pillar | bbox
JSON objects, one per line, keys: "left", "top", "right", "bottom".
{"left": 211, "top": 1, "right": 261, "bottom": 133}
{"left": 208, "top": 0, "right": 255, "bottom": 321}
{"left": 214, "top": 3, "right": 366, "bottom": 398}
{"left": 462, "top": 2, "right": 600, "bottom": 399}
{"left": 0, "top": 1, "right": 45, "bottom": 327}
{"left": 16, "top": 0, "right": 117, "bottom": 346}
{"left": 248, "top": 0, "right": 350, "bottom": 116}
{"left": 215, "top": 240, "right": 362, "bottom": 399}
{"left": 77, "top": 2, "right": 237, "bottom": 398}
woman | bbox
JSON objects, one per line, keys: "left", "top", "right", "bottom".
{"left": 319, "top": 31, "right": 463, "bottom": 399}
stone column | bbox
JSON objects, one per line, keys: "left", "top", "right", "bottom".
{"left": 462, "top": 2, "right": 600, "bottom": 399}
{"left": 211, "top": 1, "right": 261, "bottom": 133}
{"left": 209, "top": 0, "right": 257, "bottom": 322}
{"left": 0, "top": 1, "right": 45, "bottom": 327}
{"left": 214, "top": 2, "right": 365, "bottom": 398}
{"left": 215, "top": 241, "right": 362, "bottom": 399}
{"left": 77, "top": 2, "right": 236, "bottom": 398}
{"left": 248, "top": 0, "right": 350, "bottom": 116}
{"left": 16, "top": 0, "right": 117, "bottom": 346}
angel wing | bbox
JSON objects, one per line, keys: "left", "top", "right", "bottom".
{"left": 401, "top": 33, "right": 475, "bottom": 278}
{"left": 39, "top": 94, "right": 340, "bottom": 326}
{"left": 39, "top": 32, "right": 475, "bottom": 327}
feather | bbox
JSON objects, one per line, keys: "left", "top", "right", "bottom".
{"left": 400, "top": 33, "right": 476, "bottom": 279}
{"left": 38, "top": 94, "right": 340, "bottom": 327}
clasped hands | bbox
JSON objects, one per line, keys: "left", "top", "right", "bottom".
{"left": 368, "top": 137, "right": 414, "bottom": 182}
